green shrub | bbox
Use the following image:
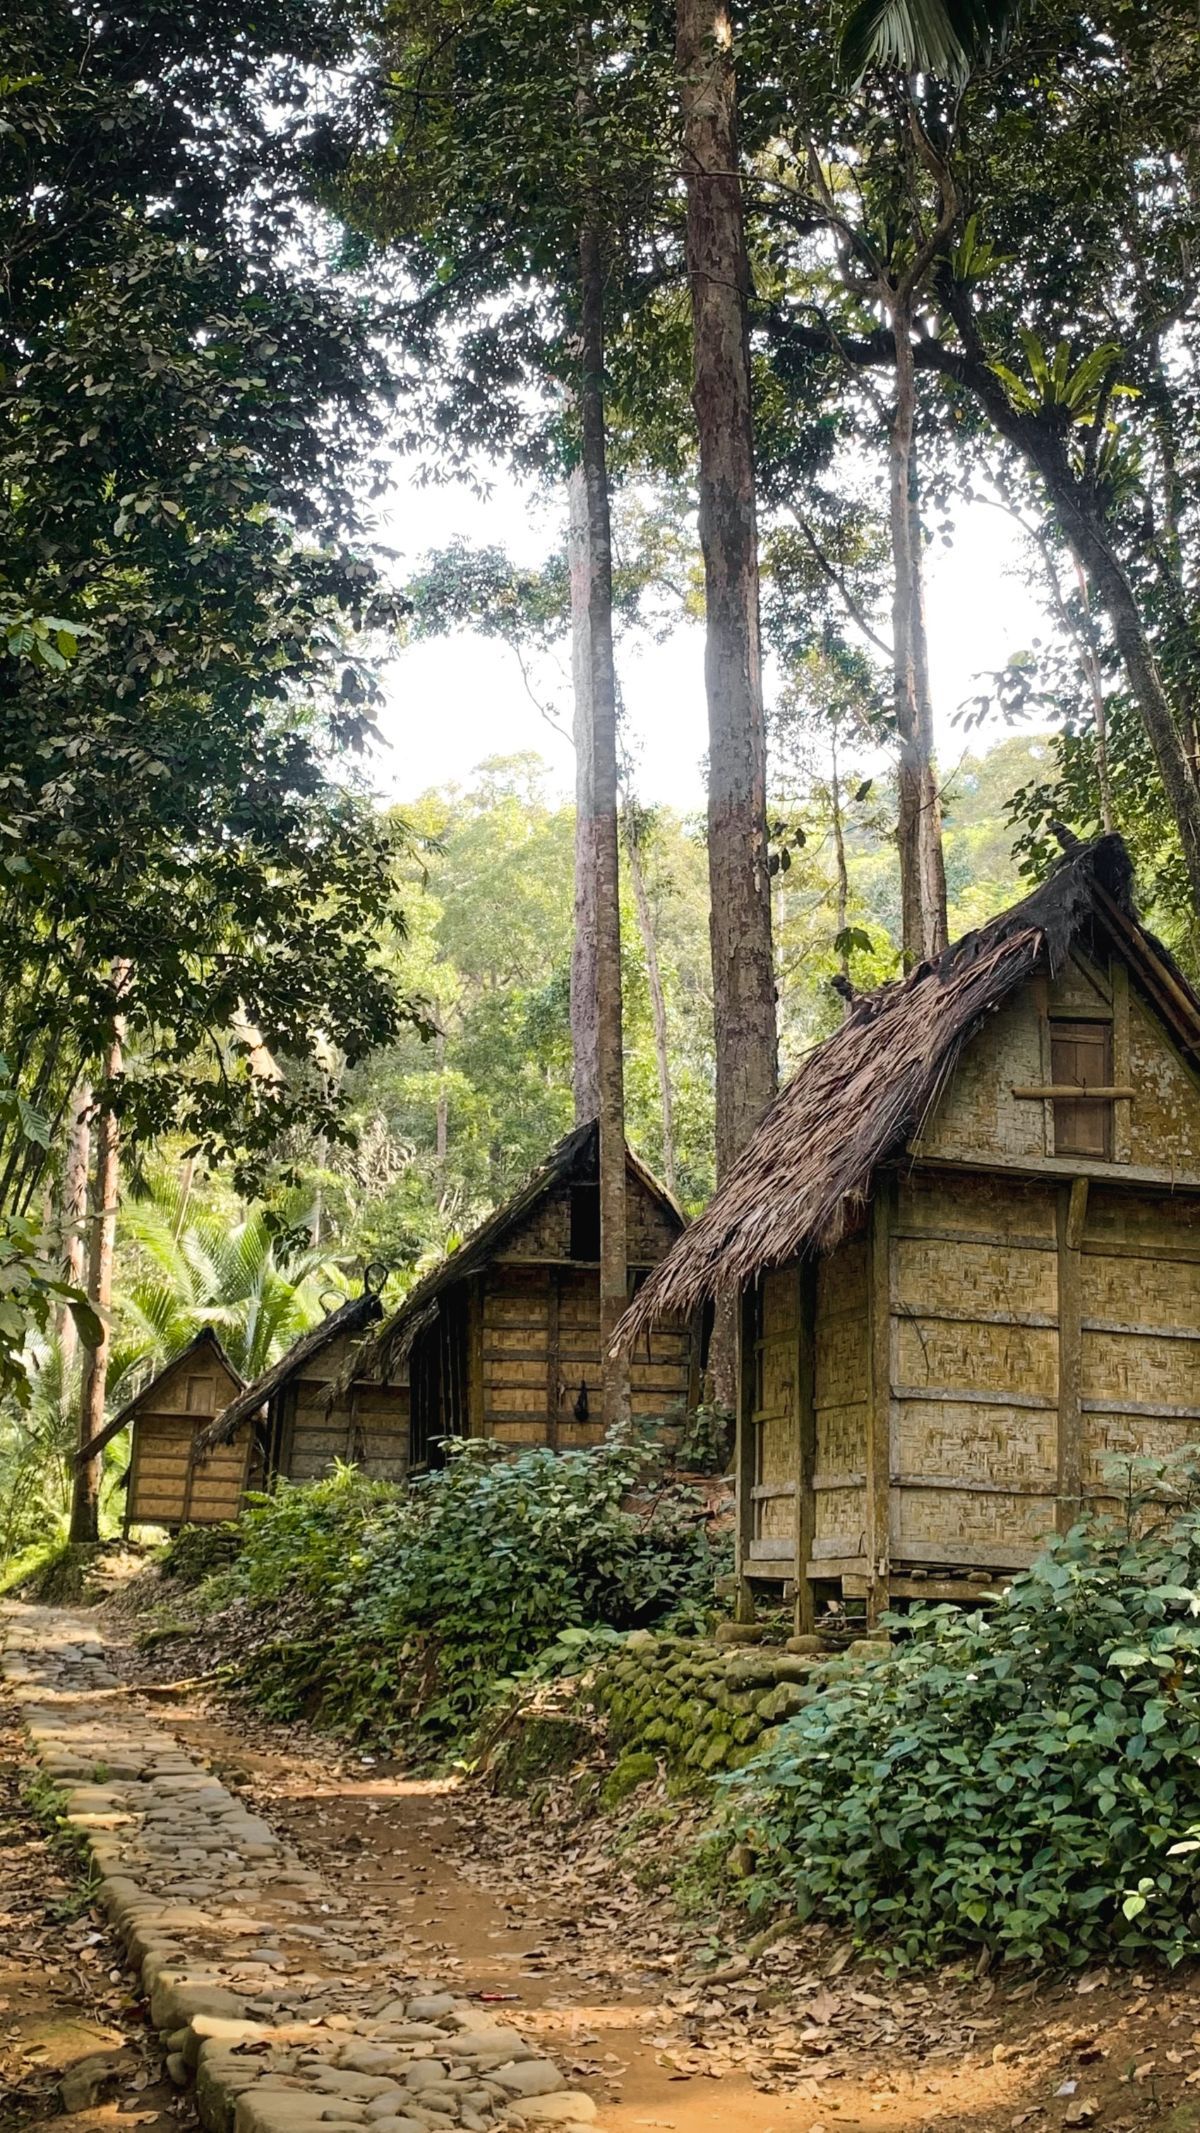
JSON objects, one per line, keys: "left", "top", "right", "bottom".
{"left": 217, "top": 1436, "right": 727, "bottom": 1742}
{"left": 727, "top": 1498, "right": 1200, "bottom": 1970}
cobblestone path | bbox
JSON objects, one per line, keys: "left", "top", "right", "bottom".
{"left": 1, "top": 1607, "right": 601, "bottom": 2133}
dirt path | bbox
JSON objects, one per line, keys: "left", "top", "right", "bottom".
{"left": 103, "top": 1622, "right": 1200, "bottom": 2133}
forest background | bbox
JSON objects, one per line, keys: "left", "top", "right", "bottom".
{"left": 2, "top": 0, "right": 1198, "bottom": 1558}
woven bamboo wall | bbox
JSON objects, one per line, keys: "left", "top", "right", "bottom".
{"left": 480, "top": 1261, "right": 692, "bottom": 1449}
{"left": 127, "top": 1349, "right": 249, "bottom": 1527}
{"left": 1080, "top": 1187, "right": 1200, "bottom": 1497}
{"left": 497, "top": 1163, "right": 682, "bottom": 1266}
{"left": 890, "top": 1169, "right": 1060, "bottom": 1566}
{"left": 751, "top": 1266, "right": 799, "bottom": 1558}
{"left": 1128, "top": 995, "right": 1200, "bottom": 1168}
{"left": 282, "top": 1331, "right": 410, "bottom": 1482}
{"left": 812, "top": 1237, "right": 869, "bottom": 1565}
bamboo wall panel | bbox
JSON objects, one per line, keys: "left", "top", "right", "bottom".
{"left": 918, "top": 992, "right": 1047, "bottom": 1162}
{"left": 496, "top": 1165, "right": 680, "bottom": 1267}
{"left": 1048, "top": 951, "right": 1112, "bottom": 1016}
{"left": 627, "top": 1170, "right": 682, "bottom": 1263}
{"left": 501, "top": 1184, "right": 573, "bottom": 1260}
{"left": 126, "top": 1347, "right": 248, "bottom": 1527}
{"left": 282, "top": 1332, "right": 410, "bottom": 1483}
{"left": 1080, "top": 1190, "right": 1200, "bottom": 1497}
{"left": 482, "top": 1266, "right": 552, "bottom": 1439}
{"left": 895, "top": 1318, "right": 1059, "bottom": 1399}
{"left": 898, "top": 1169, "right": 1058, "bottom": 1245}
{"left": 1127, "top": 997, "right": 1200, "bottom": 1170}
{"left": 812, "top": 1239, "right": 867, "bottom": 1558}
{"left": 888, "top": 1170, "right": 1059, "bottom": 1568}
{"left": 751, "top": 1267, "right": 798, "bottom": 1550}
{"left": 894, "top": 1235, "right": 1058, "bottom": 1319}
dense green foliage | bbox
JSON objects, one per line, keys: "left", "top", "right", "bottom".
{"left": 730, "top": 1489, "right": 1200, "bottom": 1969}
{"left": 0, "top": 0, "right": 418, "bottom": 1208}
{"left": 201, "top": 1440, "right": 727, "bottom": 1741}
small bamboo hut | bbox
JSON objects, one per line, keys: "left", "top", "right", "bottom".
{"left": 77, "top": 1330, "right": 253, "bottom": 1530}
{"left": 353, "top": 1121, "right": 697, "bottom": 1466}
{"left": 619, "top": 835, "right": 1200, "bottom": 1628}
{"left": 197, "top": 1276, "right": 409, "bottom": 1486}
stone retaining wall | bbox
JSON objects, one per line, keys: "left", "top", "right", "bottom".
{"left": 1, "top": 1605, "right": 601, "bottom": 2133}
{"left": 588, "top": 1628, "right": 874, "bottom": 1790}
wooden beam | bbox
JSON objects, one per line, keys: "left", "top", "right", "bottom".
{"left": 908, "top": 1149, "right": 1200, "bottom": 1193}
{"left": 1056, "top": 1179, "right": 1086, "bottom": 1534}
{"left": 735, "top": 1282, "right": 759, "bottom": 1622}
{"left": 1011, "top": 1084, "right": 1135, "bottom": 1101}
{"left": 545, "top": 1268, "right": 560, "bottom": 1451}
{"left": 1111, "top": 958, "right": 1132, "bottom": 1163}
{"left": 794, "top": 1257, "right": 817, "bottom": 1637}
{"left": 866, "top": 1180, "right": 893, "bottom": 1626}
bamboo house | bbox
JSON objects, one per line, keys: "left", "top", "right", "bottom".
{"left": 196, "top": 1275, "right": 409, "bottom": 1486}
{"left": 620, "top": 835, "right": 1200, "bottom": 1628}
{"left": 78, "top": 1329, "right": 254, "bottom": 1530}
{"left": 352, "top": 1120, "right": 698, "bottom": 1467}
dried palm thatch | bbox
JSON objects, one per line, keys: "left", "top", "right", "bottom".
{"left": 618, "top": 834, "right": 1200, "bottom": 1344}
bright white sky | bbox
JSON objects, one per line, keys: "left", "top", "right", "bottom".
{"left": 365, "top": 465, "right": 1049, "bottom": 811}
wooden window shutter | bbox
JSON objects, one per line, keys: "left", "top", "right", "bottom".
{"left": 1050, "top": 1020, "right": 1113, "bottom": 1158}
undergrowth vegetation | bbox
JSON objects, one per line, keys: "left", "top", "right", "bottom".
{"left": 728, "top": 1476, "right": 1200, "bottom": 1971}
{"left": 192, "top": 1437, "right": 728, "bottom": 1744}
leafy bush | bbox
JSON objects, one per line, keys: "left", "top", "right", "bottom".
{"left": 215, "top": 1437, "right": 727, "bottom": 1741}
{"left": 728, "top": 1493, "right": 1200, "bottom": 1970}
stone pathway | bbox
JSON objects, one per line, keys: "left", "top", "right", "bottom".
{"left": 1, "top": 1606, "right": 600, "bottom": 2133}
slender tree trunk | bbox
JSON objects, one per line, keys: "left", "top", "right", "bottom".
{"left": 435, "top": 1030, "right": 448, "bottom": 1169}
{"left": 576, "top": 192, "right": 629, "bottom": 1431}
{"left": 677, "top": 0, "right": 776, "bottom": 1411}
{"left": 677, "top": 0, "right": 777, "bottom": 1184}
{"left": 1068, "top": 558, "right": 1115, "bottom": 832}
{"left": 830, "top": 731, "right": 851, "bottom": 989}
{"left": 57, "top": 1082, "right": 91, "bottom": 1374}
{"left": 69, "top": 1027, "right": 122, "bottom": 1544}
{"left": 568, "top": 461, "right": 601, "bottom": 1122}
{"left": 624, "top": 816, "right": 679, "bottom": 1200}
{"left": 936, "top": 299, "right": 1200, "bottom": 911}
{"left": 889, "top": 306, "right": 948, "bottom": 966}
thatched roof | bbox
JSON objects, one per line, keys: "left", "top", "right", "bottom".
{"left": 618, "top": 834, "right": 1200, "bottom": 1341}
{"left": 75, "top": 1329, "right": 244, "bottom": 1468}
{"left": 197, "top": 1288, "right": 383, "bottom": 1451}
{"left": 350, "top": 1119, "right": 685, "bottom": 1389}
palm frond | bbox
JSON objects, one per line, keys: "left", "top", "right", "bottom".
{"left": 839, "top": 0, "right": 1019, "bottom": 81}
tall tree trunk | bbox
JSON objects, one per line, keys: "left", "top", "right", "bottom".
{"left": 677, "top": 0, "right": 777, "bottom": 1181}
{"left": 57, "top": 1082, "right": 91, "bottom": 1374}
{"left": 830, "top": 730, "right": 851, "bottom": 990}
{"left": 677, "top": 0, "right": 777, "bottom": 1410}
{"left": 69, "top": 1026, "right": 122, "bottom": 1544}
{"left": 889, "top": 306, "right": 948, "bottom": 967}
{"left": 435, "top": 1030, "right": 448, "bottom": 1169}
{"left": 624, "top": 815, "right": 679, "bottom": 1200}
{"left": 576, "top": 176, "right": 629, "bottom": 1431}
{"left": 568, "top": 460, "right": 601, "bottom": 1122}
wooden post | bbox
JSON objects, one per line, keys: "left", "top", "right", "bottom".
{"left": 69, "top": 1025, "right": 123, "bottom": 1545}
{"left": 866, "top": 1181, "right": 893, "bottom": 1626}
{"left": 468, "top": 1275, "right": 485, "bottom": 1437}
{"left": 1057, "top": 1177, "right": 1087, "bottom": 1533}
{"left": 1111, "top": 959, "right": 1132, "bottom": 1163}
{"left": 735, "top": 1280, "right": 758, "bottom": 1622}
{"left": 793, "top": 1256, "right": 817, "bottom": 1636}
{"left": 546, "top": 1268, "right": 561, "bottom": 1450}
